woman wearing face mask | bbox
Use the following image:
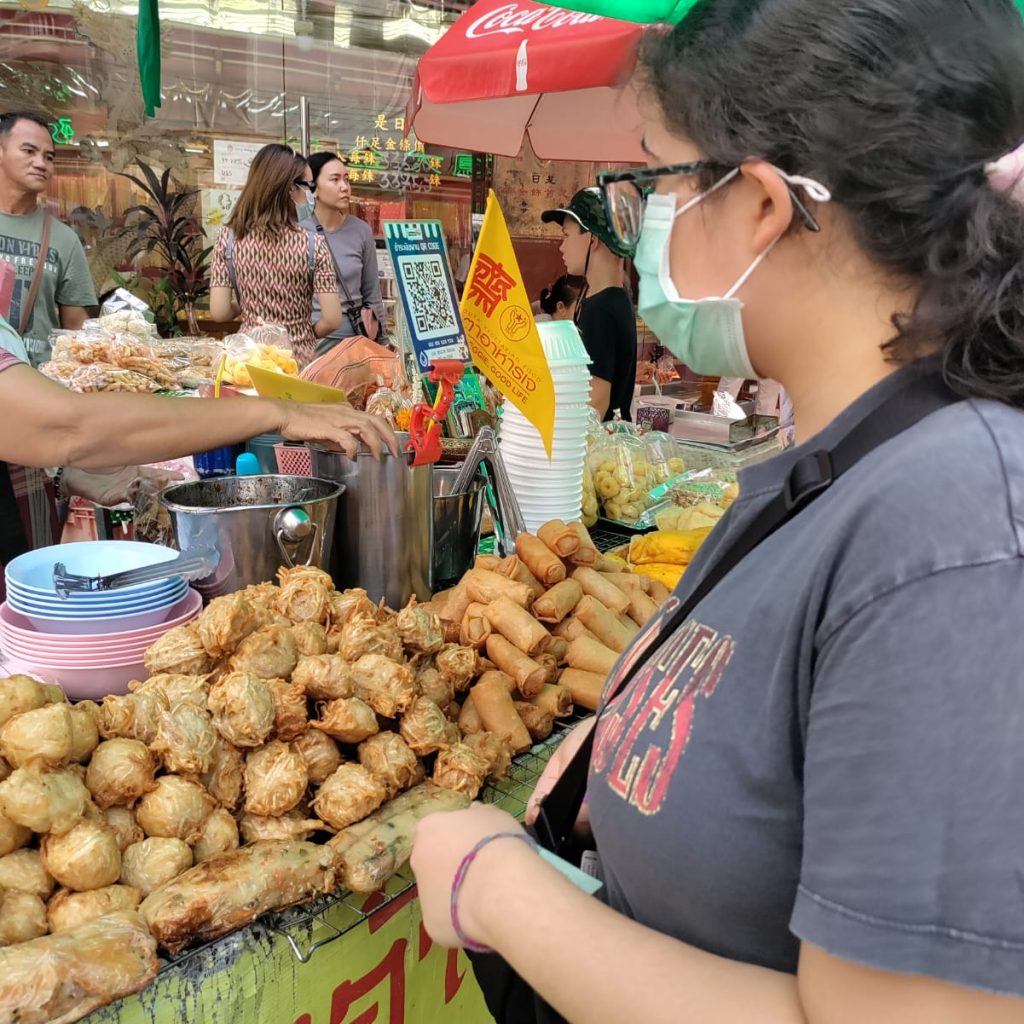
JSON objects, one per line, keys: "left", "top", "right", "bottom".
{"left": 409, "top": 3, "right": 1024, "bottom": 1022}
{"left": 535, "top": 274, "right": 587, "bottom": 323}
{"left": 209, "top": 144, "right": 341, "bottom": 367}
{"left": 291, "top": 156, "right": 315, "bottom": 221}
{"left": 300, "top": 152, "right": 388, "bottom": 356}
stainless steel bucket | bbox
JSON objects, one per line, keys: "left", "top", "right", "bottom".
{"left": 309, "top": 435, "right": 432, "bottom": 607}
{"left": 433, "top": 468, "right": 485, "bottom": 588}
{"left": 160, "top": 475, "right": 342, "bottom": 600}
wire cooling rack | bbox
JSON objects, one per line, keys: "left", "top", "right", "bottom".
{"left": 160, "top": 720, "right": 579, "bottom": 968}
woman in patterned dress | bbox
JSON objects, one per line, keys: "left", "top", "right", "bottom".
{"left": 209, "top": 144, "right": 341, "bottom": 367}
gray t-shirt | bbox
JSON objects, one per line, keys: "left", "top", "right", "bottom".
{"left": 0, "top": 208, "right": 97, "bottom": 366}
{"left": 298, "top": 214, "right": 386, "bottom": 346}
{"left": 589, "top": 366, "right": 1024, "bottom": 996}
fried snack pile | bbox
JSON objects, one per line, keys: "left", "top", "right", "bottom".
{"left": 0, "top": 522, "right": 672, "bottom": 1017}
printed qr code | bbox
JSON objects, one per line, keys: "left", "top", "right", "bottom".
{"left": 398, "top": 255, "right": 459, "bottom": 341}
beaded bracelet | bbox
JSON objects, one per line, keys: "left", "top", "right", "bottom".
{"left": 450, "top": 831, "right": 539, "bottom": 953}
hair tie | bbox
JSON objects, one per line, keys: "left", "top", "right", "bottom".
{"left": 985, "top": 141, "right": 1024, "bottom": 202}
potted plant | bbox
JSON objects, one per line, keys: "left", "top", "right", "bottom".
{"left": 118, "top": 161, "right": 212, "bottom": 337}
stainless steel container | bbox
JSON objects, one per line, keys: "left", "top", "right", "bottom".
{"left": 310, "top": 435, "right": 432, "bottom": 607}
{"left": 160, "top": 475, "right": 342, "bottom": 600}
{"left": 433, "top": 467, "right": 485, "bottom": 588}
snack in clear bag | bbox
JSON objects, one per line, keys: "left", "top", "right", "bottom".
{"left": 365, "top": 386, "right": 413, "bottom": 431}
{"left": 588, "top": 431, "right": 655, "bottom": 525}
{"left": 642, "top": 431, "right": 678, "bottom": 486}
{"left": 68, "top": 365, "right": 164, "bottom": 394}
{"left": 223, "top": 328, "right": 298, "bottom": 388}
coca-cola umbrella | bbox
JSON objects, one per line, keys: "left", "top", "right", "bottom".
{"left": 406, "top": 0, "right": 647, "bottom": 162}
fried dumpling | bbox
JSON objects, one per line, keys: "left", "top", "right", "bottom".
{"left": 311, "top": 697, "right": 379, "bottom": 744}
{"left": 277, "top": 578, "right": 332, "bottom": 625}
{"left": 196, "top": 593, "right": 258, "bottom": 658}
{"left": 207, "top": 672, "right": 274, "bottom": 748}
{"left": 0, "top": 889, "right": 48, "bottom": 945}
{"left": 202, "top": 737, "right": 244, "bottom": 810}
{"left": 396, "top": 600, "right": 444, "bottom": 655}
{"left": 328, "top": 588, "right": 378, "bottom": 627}
{"left": 104, "top": 806, "right": 145, "bottom": 852}
{"left": 229, "top": 624, "right": 299, "bottom": 680}
{"left": 98, "top": 689, "right": 168, "bottom": 745}
{"left": 0, "top": 703, "right": 73, "bottom": 769}
{"left": 85, "top": 739, "right": 157, "bottom": 809}
{"left": 432, "top": 742, "right": 490, "bottom": 800}
{"left": 243, "top": 741, "right": 308, "bottom": 817}
{"left": 0, "top": 808, "right": 30, "bottom": 858}
{"left": 238, "top": 809, "right": 324, "bottom": 844}
{"left": 292, "top": 654, "right": 354, "bottom": 701}
{"left": 290, "top": 622, "right": 329, "bottom": 657}
{"left": 266, "top": 678, "right": 309, "bottom": 741}
{"left": 357, "top": 732, "right": 423, "bottom": 797}
{"left": 130, "top": 673, "right": 208, "bottom": 711}
{"left": 68, "top": 702, "right": 100, "bottom": 763}
{"left": 399, "top": 697, "right": 459, "bottom": 756}
{"left": 191, "top": 808, "right": 239, "bottom": 864}
{"left": 46, "top": 883, "right": 141, "bottom": 934}
{"left": 143, "top": 623, "right": 213, "bottom": 676}
{"left": 135, "top": 776, "right": 214, "bottom": 844}
{"left": 352, "top": 655, "right": 416, "bottom": 718}
{"left": 291, "top": 729, "right": 342, "bottom": 785}
{"left": 0, "top": 764, "right": 89, "bottom": 834}
{"left": 415, "top": 665, "right": 455, "bottom": 709}
{"left": 277, "top": 566, "right": 335, "bottom": 592}
{"left": 0, "top": 849, "right": 54, "bottom": 899}
{"left": 0, "top": 676, "right": 50, "bottom": 730}
{"left": 463, "top": 731, "right": 512, "bottom": 781}
{"left": 120, "top": 837, "right": 193, "bottom": 896}
{"left": 436, "top": 644, "right": 478, "bottom": 692}
{"left": 336, "top": 614, "right": 402, "bottom": 663}
{"left": 312, "top": 763, "right": 388, "bottom": 831}
{"left": 149, "top": 704, "right": 218, "bottom": 776}
{"left": 40, "top": 819, "right": 121, "bottom": 892}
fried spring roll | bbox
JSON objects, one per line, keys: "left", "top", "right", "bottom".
{"left": 514, "top": 701, "right": 554, "bottom": 742}
{"left": 537, "top": 519, "right": 580, "bottom": 559}
{"left": 472, "top": 675, "right": 532, "bottom": 753}
{"left": 528, "top": 684, "right": 574, "bottom": 718}
{"left": 566, "top": 522, "right": 599, "bottom": 566}
{"left": 574, "top": 595, "right": 633, "bottom": 653}
{"left": 457, "top": 695, "right": 483, "bottom": 734}
{"left": 442, "top": 620, "right": 462, "bottom": 644}
{"left": 474, "top": 555, "right": 503, "bottom": 571}
{"left": 514, "top": 534, "right": 566, "bottom": 587}
{"left": 647, "top": 580, "right": 671, "bottom": 605}
{"left": 559, "top": 668, "right": 606, "bottom": 712}
{"left": 483, "top": 596, "right": 549, "bottom": 656}
{"left": 626, "top": 589, "right": 660, "bottom": 627}
{"left": 477, "top": 670, "right": 516, "bottom": 694}
{"left": 535, "top": 652, "right": 560, "bottom": 686}
{"left": 594, "top": 553, "right": 627, "bottom": 573}
{"left": 571, "top": 567, "right": 631, "bottom": 615}
{"left": 460, "top": 602, "right": 492, "bottom": 650}
{"left": 497, "top": 557, "right": 546, "bottom": 601}
{"left": 619, "top": 615, "right": 640, "bottom": 639}
{"left": 441, "top": 583, "right": 472, "bottom": 624}
{"left": 540, "top": 635, "right": 569, "bottom": 664}
{"left": 484, "top": 635, "right": 547, "bottom": 697}
{"left": 566, "top": 636, "right": 619, "bottom": 676}
{"left": 600, "top": 571, "right": 650, "bottom": 595}
{"left": 531, "top": 579, "right": 583, "bottom": 624}
{"left": 551, "top": 617, "right": 599, "bottom": 642}
{"left": 463, "top": 569, "right": 533, "bottom": 609}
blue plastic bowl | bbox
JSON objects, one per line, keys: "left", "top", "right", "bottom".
{"left": 5, "top": 541, "right": 180, "bottom": 596}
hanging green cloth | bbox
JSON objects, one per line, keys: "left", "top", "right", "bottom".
{"left": 137, "top": 0, "right": 161, "bottom": 118}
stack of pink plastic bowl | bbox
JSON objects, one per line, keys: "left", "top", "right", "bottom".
{"left": 0, "top": 590, "right": 202, "bottom": 699}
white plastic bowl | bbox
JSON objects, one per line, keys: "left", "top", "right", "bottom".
{"left": 5, "top": 541, "right": 179, "bottom": 596}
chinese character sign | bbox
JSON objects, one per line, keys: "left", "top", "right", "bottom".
{"left": 460, "top": 190, "right": 556, "bottom": 458}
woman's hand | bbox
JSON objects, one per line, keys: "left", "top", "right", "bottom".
{"left": 525, "top": 716, "right": 595, "bottom": 831}
{"left": 277, "top": 402, "right": 399, "bottom": 460}
{"left": 411, "top": 802, "right": 535, "bottom": 949}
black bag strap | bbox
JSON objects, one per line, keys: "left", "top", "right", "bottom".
{"left": 311, "top": 217, "right": 366, "bottom": 336}
{"left": 225, "top": 228, "right": 239, "bottom": 299}
{"left": 533, "top": 369, "right": 960, "bottom": 853}
{"left": 0, "top": 462, "right": 30, "bottom": 569}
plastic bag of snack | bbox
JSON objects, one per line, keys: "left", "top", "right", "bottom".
{"left": 365, "top": 385, "right": 413, "bottom": 431}
{"left": 589, "top": 432, "right": 655, "bottom": 525}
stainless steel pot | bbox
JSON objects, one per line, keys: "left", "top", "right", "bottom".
{"left": 160, "top": 475, "right": 342, "bottom": 600}
{"left": 433, "top": 467, "right": 485, "bottom": 588}
{"left": 310, "top": 434, "right": 432, "bottom": 608}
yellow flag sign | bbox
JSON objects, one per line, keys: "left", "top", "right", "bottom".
{"left": 460, "top": 190, "right": 556, "bottom": 458}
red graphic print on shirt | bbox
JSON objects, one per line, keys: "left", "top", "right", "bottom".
{"left": 592, "top": 614, "right": 735, "bottom": 816}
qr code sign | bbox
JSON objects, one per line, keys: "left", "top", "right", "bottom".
{"left": 398, "top": 254, "right": 459, "bottom": 341}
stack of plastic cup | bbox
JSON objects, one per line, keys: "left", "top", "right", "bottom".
{"left": 498, "top": 321, "right": 592, "bottom": 532}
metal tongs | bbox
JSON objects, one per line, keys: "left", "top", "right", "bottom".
{"left": 52, "top": 548, "right": 219, "bottom": 601}
{"left": 451, "top": 427, "right": 525, "bottom": 556}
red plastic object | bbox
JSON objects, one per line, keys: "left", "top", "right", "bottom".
{"left": 405, "top": 360, "right": 466, "bottom": 467}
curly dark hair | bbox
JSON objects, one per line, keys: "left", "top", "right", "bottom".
{"left": 641, "top": 0, "right": 1024, "bottom": 407}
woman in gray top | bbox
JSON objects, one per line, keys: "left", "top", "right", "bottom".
{"left": 300, "top": 152, "right": 387, "bottom": 355}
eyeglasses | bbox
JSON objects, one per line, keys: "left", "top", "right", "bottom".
{"left": 597, "top": 160, "right": 823, "bottom": 249}
{"left": 294, "top": 179, "right": 314, "bottom": 191}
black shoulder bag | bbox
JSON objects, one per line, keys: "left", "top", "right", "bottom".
{"left": 470, "top": 370, "right": 960, "bottom": 1024}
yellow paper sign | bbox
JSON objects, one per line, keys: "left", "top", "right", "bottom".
{"left": 460, "top": 190, "right": 556, "bottom": 458}
{"left": 247, "top": 364, "right": 348, "bottom": 404}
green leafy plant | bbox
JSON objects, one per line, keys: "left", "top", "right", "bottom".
{"left": 117, "top": 161, "right": 211, "bottom": 337}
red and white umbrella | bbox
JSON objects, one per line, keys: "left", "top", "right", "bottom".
{"left": 407, "top": 0, "right": 646, "bottom": 162}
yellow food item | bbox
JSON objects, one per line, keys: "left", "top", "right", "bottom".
{"left": 631, "top": 562, "right": 686, "bottom": 590}
{"left": 628, "top": 528, "right": 714, "bottom": 568}
{"left": 667, "top": 457, "right": 686, "bottom": 474}
{"left": 722, "top": 482, "right": 740, "bottom": 509}
{"left": 655, "top": 503, "right": 725, "bottom": 533}
{"left": 225, "top": 344, "right": 299, "bottom": 388}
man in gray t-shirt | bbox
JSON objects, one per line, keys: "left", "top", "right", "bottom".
{"left": 0, "top": 112, "right": 97, "bottom": 366}
{"left": 589, "top": 366, "right": 1024, "bottom": 996}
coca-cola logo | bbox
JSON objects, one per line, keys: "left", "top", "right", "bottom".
{"left": 465, "top": 3, "right": 603, "bottom": 40}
